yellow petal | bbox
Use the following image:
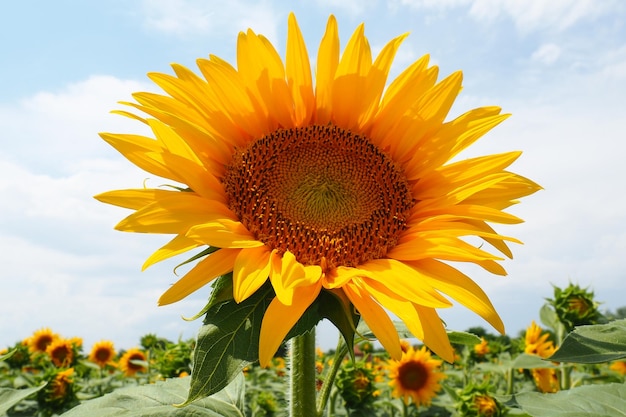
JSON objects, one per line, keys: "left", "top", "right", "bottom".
{"left": 94, "top": 188, "right": 179, "bottom": 210}
{"left": 115, "top": 194, "right": 236, "bottom": 234}
{"left": 142, "top": 235, "right": 202, "bottom": 270}
{"left": 233, "top": 246, "right": 272, "bottom": 303}
{"left": 186, "top": 219, "right": 263, "bottom": 248}
{"left": 414, "top": 305, "right": 455, "bottom": 362}
{"left": 407, "top": 258, "right": 504, "bottom": 334}
{"left": 158, "top": 248, "right": 240, "bottom": 305}
{"left": 98, "top": 132, "right": 177, "bottom": 182}
{"left": 344, "top": 281, "right": 402, "bottom": 360}
{"left": 286, "top": 12, "right": 314, "bottom": 126}
{"left": 258, "top": 282, "right": 322, "bottom": 367}
{"left": 315, "top": 15, "right": 339, "bottom": 124}
{"left": 354, "top": 259, "right": 452, "bottom": 308}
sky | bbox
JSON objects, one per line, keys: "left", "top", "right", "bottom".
{"left": 1, "top": 0, "right": 625, "bottom": 353}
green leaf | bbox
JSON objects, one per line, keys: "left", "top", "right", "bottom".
{"left": 539, "top": 302, "right": 565, "bottom": 335}
{"left": 511, "top": 353, "right": 557, "bottom": 369}
{"left": 61, "top": 375, "right": 244, "bottom": 417}
{"left": 186, "top": 283, "right": 273, "bottom": 405}
{"left": 448, "top": 330, "right": 482, "bottom": 346}
{"left": 548, "top": 319, "right": 626, "bottom": 363}
{"left": 0, "top": 384, "right": 46, "bottom": 415}
{"left": 515, "top": 383, "right": 626, "bottom": 417}
{"left": 0, "top": 349, "right": 15, "bottom": 362}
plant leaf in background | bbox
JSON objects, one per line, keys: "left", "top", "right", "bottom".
{"left": 0, "top": 385, "right": 47, "bottom": 416}
{"left": 515, "top": 383, "right": 626, "bottom": 417}
{"left": 61, "top": 375, "right": 245, "bottom": 417}
{"left": 548, "top": 319, "right": 626, "bottom": 364}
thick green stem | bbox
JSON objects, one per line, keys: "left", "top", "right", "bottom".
{"left": 289, "top": 328, "right": 317, "bottom": 417}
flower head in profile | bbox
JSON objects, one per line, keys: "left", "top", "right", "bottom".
{"left": 96, "top": 13, "right": 540, "bottom": 366}
{"left": 119, "top": 348, "right": 148, "bottom": 376}
{"left": 524, "top": 321, "right": 559, "bottom": 393}
{"left": 387, "top": 346, "right": 445, "bottom": 406}
{"left": 88, "top": 340, "right": 117, "bottom": 368}
{"left": 456, "top": 381, "right": 505, "bottom": 417}
{"left": 524, "top": 321, "right": 555, "bottom": 358}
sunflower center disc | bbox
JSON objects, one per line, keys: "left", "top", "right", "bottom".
{"left": 223, "top": 124, "right": 413, "bottom": 270}
{"left": 398, "top": 361, "right": 428, "bottom": 391}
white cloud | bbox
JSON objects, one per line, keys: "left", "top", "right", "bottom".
{"left": 469, "top": 0, "right": 620, "bottom": 33}
{"left": 531, "top": 43, "right": 561, "bottom": 65}
{"left": 140, "top": 0, "right": 281, "bottom": 42}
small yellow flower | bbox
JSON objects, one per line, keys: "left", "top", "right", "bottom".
{"left": 473, "top": 337, "right": 490, "bottom": 357}
{"left": 46, "top": 339, "right": 74, "bottom": 368}
{"left": 119, "top": 348, "right": 148, "bottom": 376}
{"left": 88, "top": 340, "right": 116, "bottom": 368}
{"left": 387, "top": 346, "right": 445, "bottom": 406}
{"left": 474, "top": 394, "right": 498, "bottom": 417}
{"left": 27, "top": 328, "right": 58, "bottom": 354}
{"left": 610, "top": 360, "right": 626, "bottom": 375}
{"left": 524, "top": 321, "right": 556, "bottom": 358}
{"left": 49, "top": 368, "right": 74, "bottom": 401}
{"left": 179, "top": 371, "right": 190, "bottom": 378}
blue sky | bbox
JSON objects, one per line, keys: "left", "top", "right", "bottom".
{"left": 2, "top": 0, "right": 626, "bottom": 352}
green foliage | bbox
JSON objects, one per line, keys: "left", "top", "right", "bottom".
{"left": 61, "top": 375, "right": 245, "bottom": 417}
{"left": 0, "top": 384, "right": 46, "bottom": 415}
{"left": 548, "top": 319, "right": 626, "bottom": 364}
{"left": 515, "top": 383, "right": 626, "bottom": 417}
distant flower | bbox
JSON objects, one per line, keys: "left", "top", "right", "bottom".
{"left": 456, "top": 382, "right": 505, "bottom": 417}
{"left": 524, "top": 321, "right": 559, "bottom": 393}
{"left": 336, "top": 361, "right": 379, "bottom": 410}
{"left": 38, "top": 368, "right": 77, "bottom": 412}
{"left": 473, "top": 337, "right": 490, "bottom": 357}
{"left": 27, "top": 328, "right": 58, "bottom": 354}
{"left": 610, "top": 360, "right": 626, "bottom": 375}
{"left": 46, "top": 339, "right": 74, "bottom": 368}
{"left": 96, "top": 12, "right": 540, "bottom": 367}
{"left": 119, "top": 348, "right": 148, "bottom": 376}
{"left": 474, "top": 395, "right": 499, "bottom": 417}
{"left": 387, "top": 346, "right": 445, "bottom": 406}
{"left": 88, "top": 340, "right": 116, "bottom": 368}
{"left": 524, "top": 321, "right": 556, "bottom": 358}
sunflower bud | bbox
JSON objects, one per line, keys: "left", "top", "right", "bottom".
{"left": 548, "top": 283, "right": 601, "bottom": 331}
{"left": 456, "top": 382, "right": 505, "bottom": 417}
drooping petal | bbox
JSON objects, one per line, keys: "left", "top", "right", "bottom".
{"left": 158, "top": 248, "right": 240, "bottom": 305}
{"left": 344, "top": 281, "right": 402, "bottom": 360}
{"left": 407, "top": 258, "right": 505, "bottom": 334}
{"left": 258, "top": 281, "right": 322, "bottom": 367}
{"left": 142, "top": 234, "right": 203, "bottom": 270}
{"left": 414, "top": 305, "right": 455, "bottom": 362}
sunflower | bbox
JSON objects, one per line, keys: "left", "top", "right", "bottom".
{"left": 524, "top": 321, "right": 559, "bottom": 393}
{"left": 88, "top": 340, "right": 116, "bottom": 368}
{"left": 96, "top": 13, "right": 540, "bottom": 366}
{"left": 473, "top": 337, "right": 490, "bottom": 357}
{"left": 524, "top": 321, "right": 555, "bottom": 358}
{"left": 387, "top": 346, "right": 445, "bottom": 406}
{"left": 27, "top": 328, "right": 58, "bottom": 354}
{"left": 119, "top": 348, "right": 148, "bottom": 376}
{"left": 46, "top": 339, "right": 74, "bottom": 368}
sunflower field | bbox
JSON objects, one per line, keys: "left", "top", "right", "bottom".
{"left": 2, "top": 283, "right": 625, "bottom": 417}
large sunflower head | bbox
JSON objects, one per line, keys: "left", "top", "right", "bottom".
{"left": 96, "top": 13, "right": 540, "bottom": 367}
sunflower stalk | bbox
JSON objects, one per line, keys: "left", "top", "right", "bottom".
{"left": 289, "top": 328, "right": 317, "bottom": 417}
{"left": 316, "top": 336, "right": 349, "bottom": 416}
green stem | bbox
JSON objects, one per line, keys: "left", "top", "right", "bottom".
{"left": 506, "top": 367, "right": 515, "bottom": 395}
{"left": 316, "top": 337, "right": 349, "bottom": 416}
{"left": 289, "top": 328, "right": 317, "bottom": 417}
